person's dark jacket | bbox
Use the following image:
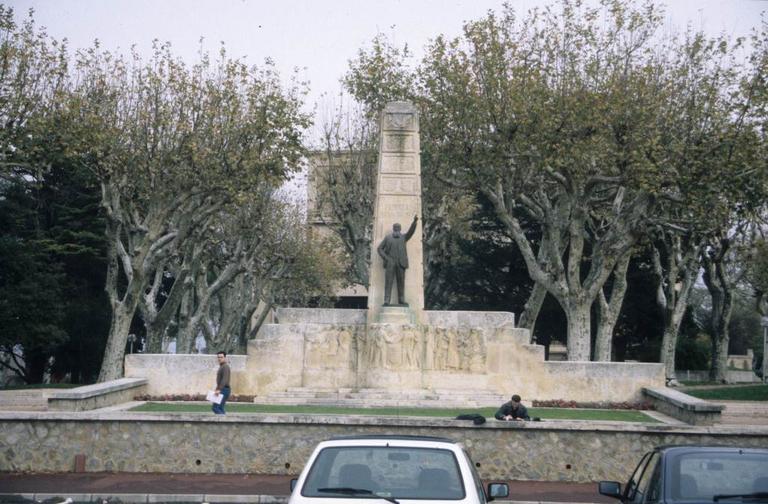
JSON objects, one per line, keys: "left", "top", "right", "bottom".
{"left": 494, "top": 401, "right": 530, "bottom": 420}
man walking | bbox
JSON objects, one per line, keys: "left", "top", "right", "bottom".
{"left": 213, "top": 351, "right": 231, "bottom": 415}
{"left": 377, "top": 215, "right": 418, "bottom": 306}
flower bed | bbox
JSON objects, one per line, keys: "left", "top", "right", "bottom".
{"left": 135, "top": 393, "right": 255, "bottom": 402}
{"left": 532, "top": 399, "right": 654, "bottom": 410}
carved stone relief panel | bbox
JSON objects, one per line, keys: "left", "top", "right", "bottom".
{"left": 303, "top": 326, "right": 354, "bottom": 369}
{"left": 402, "top": 327, "right": 422, "bottom": 369}
{"left": 384, "top": 331, "right": 403, "bottom": 368}
{"left": 360, "top": 326, "right": 425, "bottom": 371}
{"left": 384, "top": 112, "right": 415, "bottom": 131}
{"left": 423, "top": 326, "right": 488, "bottom": 372}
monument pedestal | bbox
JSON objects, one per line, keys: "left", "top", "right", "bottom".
{"left": 378, "top": 306, "right": 415, "bottom": 324}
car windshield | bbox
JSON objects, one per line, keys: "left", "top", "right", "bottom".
{"left": 301, "top": 446, "right": 466, "bottom": 500}
{"left": 667, "top": 450, "right": 768, "bottom": 502}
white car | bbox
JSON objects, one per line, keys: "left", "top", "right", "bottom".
{"left": 289, "top": 435, "right": 509, "bottom": 504}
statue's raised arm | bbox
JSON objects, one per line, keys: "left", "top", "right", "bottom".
{"left": 404, "top": 215, "right": 418, "bottom": 241}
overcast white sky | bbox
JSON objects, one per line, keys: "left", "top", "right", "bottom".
{"left": 7, "top": 1, "right": 767, "bottom": 122}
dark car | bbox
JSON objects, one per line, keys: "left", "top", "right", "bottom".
{"left": 599, "top": 445, "right": 768, "bottom": 503}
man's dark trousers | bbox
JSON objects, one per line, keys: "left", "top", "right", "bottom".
{"left": 212, "top": 385, "right": 231, "bottom": 414}
{"left": 384, "top": 261, "right": 405, "bottom": 305}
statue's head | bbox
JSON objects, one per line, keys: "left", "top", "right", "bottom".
{"left": 392, "top": 223, "right": 402, "bottom": 237}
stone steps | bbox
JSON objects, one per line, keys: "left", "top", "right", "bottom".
{"left": 253, "top": 387, "right": 505, "bottom": 408}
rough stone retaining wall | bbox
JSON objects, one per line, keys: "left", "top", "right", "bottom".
{"left": 1, "top": 412, "right": 766, "bottom": 483}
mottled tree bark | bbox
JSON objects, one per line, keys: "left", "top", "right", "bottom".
{"left": 652, "top": 234, "right": 700, "bottom": 382}
{"left": 594, "top": 253, "right": 630, "bottom": 361}
{"left": 702, "top": 238, "right": 734, "bottom": 383}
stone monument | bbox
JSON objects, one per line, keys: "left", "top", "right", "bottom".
{"left": 368, "top": 102, "right": 424, "bottom": 324}
{"left": 126, "top": 101, "right": 666, "bottom": 405}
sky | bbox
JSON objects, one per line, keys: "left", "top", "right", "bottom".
{"left": 6, "top": 0, "right": 767, "bottom": 132}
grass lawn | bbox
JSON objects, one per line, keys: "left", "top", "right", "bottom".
{"left": 685, "top": 384, "right": 768, "bottom": 401}
{"left": 0, "top": 383, "right": 81, "bottom": 391}
{"left": 130, "top": 402, "right": 658, "bottom": 423}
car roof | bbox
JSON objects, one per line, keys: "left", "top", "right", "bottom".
{"left": 654, "top": 445, "right": 768, "bottom": 454}
{"left": 329, "top": 434, "right": 456, "bottom": 443}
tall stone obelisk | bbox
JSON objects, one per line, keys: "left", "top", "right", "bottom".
{"left": 367, "top": 102, "right": 424, "bottom": 324}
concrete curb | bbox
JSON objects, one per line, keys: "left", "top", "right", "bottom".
{"left": 0, "top": 493, "right": 285, "bottom": 503}
{"left": 0, "top": 495, "right": 599, "bottom": 504}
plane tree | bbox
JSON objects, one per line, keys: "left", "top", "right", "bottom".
{"left": 56, "top": 43, "right": 310, "bottom": 381}
{"left": 415, "top": 1, "right": 678, "bottom": 360}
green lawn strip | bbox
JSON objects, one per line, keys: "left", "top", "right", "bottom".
{"left": 685, "top": 384, "right": 768, "bottom": 401}
{"left": 0, "top": 383, "right": 81, "bottom": 391}
{"left": 130, "top": 402, "right": 657, "bottom": 422}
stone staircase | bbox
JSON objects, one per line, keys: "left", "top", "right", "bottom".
{"left": 252, "top": 387, "right": 506, "bottom": 409}
{"left": 719, "top": 400, "right": 768, "bottom": 425}
{"left": 0, "top": 389, "right": 50, "bottom": 411}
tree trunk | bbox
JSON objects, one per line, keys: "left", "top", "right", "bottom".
{"left": 97, "top": 224, "right": 146, "bottom": 382}
{"left": 176, "top": 288, "right": 195, "bottom": 354}
{"left": 651, "top": 235, "right": 700, "bottom": 382}
{"left": 710, "top": 327, "right": 730, "bottom": 383}
{"left": 660, "top": 326, "right": 678, "bottom": 381}
{"left": 145, "top": 324, "right": 165, "bottom": 353}
{"left": 702, "top": 240, "right": 733, "bottom": 384}
{"left": 565, "top": 300, "right": 592, "bottom": 361}
{"left": 248, "top": 300, "right": 274, "bottom": 340}
{"left": 593, "top": 254, "right": 630, "bottom": 361}
{"left": 709, "top": 291, "right": 732, "bottom": 383}
{"left": 97, "top": 300, "right": 136, "bottom": 381}
{"left": 659, "top": 280, "right": 695, "bottom": 382}
{"left": 519, "top": 281, "right": 547, "bottom": 339}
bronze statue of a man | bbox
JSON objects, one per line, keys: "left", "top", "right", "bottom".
{"left": 377, "top": 215, "right": 418, "bottom": 306}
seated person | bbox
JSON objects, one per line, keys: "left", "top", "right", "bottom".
{"left": 495, "top": 394, "right": 530, "bottom": 421}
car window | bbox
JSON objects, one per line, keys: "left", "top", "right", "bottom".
{"left": 463, "top": 449, "right": 486, "bottom": 504}
{"left": 668, "top": 450, "right": 768, "bottom": 501}
{"left": 301, "top": 446, "right": 466, "bottom": 500}
{"left": 625, "top": 453, "right": 652, "bottom": 502}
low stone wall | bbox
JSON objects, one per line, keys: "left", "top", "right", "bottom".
{"left": 1, "top": 412, "right": 766, "bottom": 483}
{"left": 676, "top": 370, "right": 761, "bottom": 383}
{"left": 48, "top": 378, "right": 148, "bottom": 412}
{"left": 643, "top": 387, "right": 723, "bottom": 425}
{"left": 536, "top": 362, "right": 664, "bottom": 404}
{"left": 125, "top": 355, "right": 247, "bottom": 396}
